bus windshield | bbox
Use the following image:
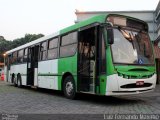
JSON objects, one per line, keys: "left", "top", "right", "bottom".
{"left": 111, "top": 27, "right": 154, "bottom": 65}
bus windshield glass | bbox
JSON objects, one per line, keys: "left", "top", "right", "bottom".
{"left": 111, "top": 27, "right": 154, "bottom": 65}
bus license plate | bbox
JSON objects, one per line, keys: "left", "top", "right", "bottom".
{"left": 136, "top": 81, "right": 144, "bottom": 86}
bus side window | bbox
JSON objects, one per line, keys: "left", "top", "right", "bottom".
{"left": 23, "top": 48, "right": 28, "bottom": 62}
{"left": 17, "top": 49, "right": 23, "bottom": 63}
{"left": 12, "top": 52, "right": 17, "bottom": 64}
{"left": 39, "top": 42, "right": 47, "bottom": 60}
{"left": 47, "top": 38, "right": 58, "bottom": 59}
{"left": 60, "top": 32, "right": 77, "bottom": 57}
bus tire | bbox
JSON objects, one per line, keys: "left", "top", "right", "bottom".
{"left": 17, "top": 75, "right": 22, "bottom": 88}
{"left": 63, "top": 76, "right": 76, "bottom": 99}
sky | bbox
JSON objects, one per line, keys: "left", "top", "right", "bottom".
{"left": 0, "top": 0, "right": 159, "bottom": 40}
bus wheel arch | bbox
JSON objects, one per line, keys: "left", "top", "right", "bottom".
{"left": 62, "top": 72, "right": 76, "bottom": 99}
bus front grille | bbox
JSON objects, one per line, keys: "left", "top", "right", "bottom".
{"left": 117, "top": 72, "right": 154, "bottom": 79}
{"left": 120, "top": 83, "right": 152, "bottom": 88}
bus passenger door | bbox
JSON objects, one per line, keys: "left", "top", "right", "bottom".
{"left": 78, "top": 25, "right": 99, "bottom": 93}
{"left": 27, "top": 45, "right": 39, "bottom": 86}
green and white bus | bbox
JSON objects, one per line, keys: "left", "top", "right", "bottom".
{"left": 4, "top": 14, "right": 156, "bottom": 99}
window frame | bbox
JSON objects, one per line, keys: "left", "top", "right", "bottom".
{"left": 60, "top": 31, "right": 78, "bottom": 58}
{"left": 60, "top": 31, "right": 77, "bottom": 46}
{"left": 23, "top": 48, "right": 28, "bottom": 63}
{"left": 12, "top": 51, "right": 17, "bottom": 64}
{"left": 47, "top": 37, "right": 59, "bottom": 60}
{"left": 39, "top": 41, "right": 47, "bottom": 61}
{"left": 17, "top": 49, "right": 24, "bottom": 64}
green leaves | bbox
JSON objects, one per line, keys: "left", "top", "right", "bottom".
{"left": 0, "top": 33, "right": 44, "bottom": 62}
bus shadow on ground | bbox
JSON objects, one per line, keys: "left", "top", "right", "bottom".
{"left": 9, "top": 84, "right": 144, "bottom": 105}
{"left": 76, "top": 93, "right": 143, "bottom": 105}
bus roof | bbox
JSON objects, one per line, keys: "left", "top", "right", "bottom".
{"left": 6, "top": 14, "right": 107, "bottom": 55}
{"left": 6, "top": 32, "right": 59, "bottom": 54}
{"left": 5, "top": 14, "right": 147, "bottom": 55}
{"left": 60, "top": 14, "right": 107, "bottom": 34}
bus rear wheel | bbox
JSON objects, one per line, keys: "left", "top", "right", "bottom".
{"left": 63, "top": 76, "right": 76, "bottom": 99}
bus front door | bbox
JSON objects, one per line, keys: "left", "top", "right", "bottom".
{"left": 27, "top": 45, "right": 39, "bottom": 86}
{"left": 78, "top": 25, "right": 99, "bottom": 93}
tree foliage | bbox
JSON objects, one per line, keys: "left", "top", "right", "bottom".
{"left": 0, "top": 34, "right": 44, "bottom": 62}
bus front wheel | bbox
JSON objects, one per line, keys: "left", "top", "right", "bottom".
{"left": 63, "top": 76, "right": 76, "bottom": 99}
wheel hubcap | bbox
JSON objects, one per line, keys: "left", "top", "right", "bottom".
{"left": 66, "top": 81, "right": 73, "bottom": 95}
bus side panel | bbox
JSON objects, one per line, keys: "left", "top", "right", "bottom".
{"left": 20, "top": 64, "right": 27, "bottom": 85}
{"left": 10, "top": 64, "right": 27, "bottom": 85}
{"left": 38, "top": 59, "right": 58, "bottom": 90}
{"left": 98, "top": 47, "right": 114, "bottom": 95}
{"left": 105, "top": 46, "right": 116, "bottom": 93}
{"left": 99, "top": 75, "right": 107, "bottom": 95}
{"left": 98, "top": 47, "right": 111, "bottom": 95}
{"left": 10, "top": 65, "right": 15, "bottom": 79}
{"left": 58, "top": 54, "right": 77, "bottom": 91}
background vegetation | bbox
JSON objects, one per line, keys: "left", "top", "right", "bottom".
{"left": 0, "top": 34, "right": 44, "bottom": 62}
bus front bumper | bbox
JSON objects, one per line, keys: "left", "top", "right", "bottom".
{"left": 105, "top": 74, "right": 156, "bottom": 96}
